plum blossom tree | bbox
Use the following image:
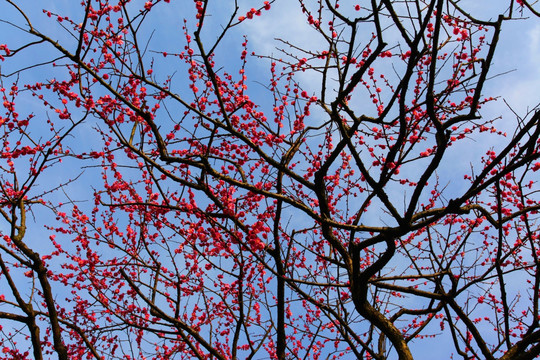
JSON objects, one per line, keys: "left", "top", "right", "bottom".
{"left": 1, "top": 0, "right": 540, "bottom": 359}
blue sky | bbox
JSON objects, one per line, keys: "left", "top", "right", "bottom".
{"left": 1, "top": 0, "right": 540, "bottom": 359}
